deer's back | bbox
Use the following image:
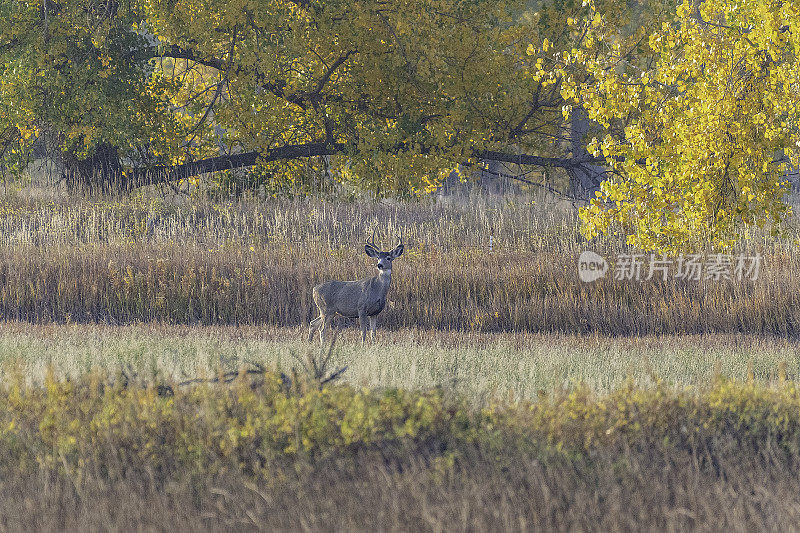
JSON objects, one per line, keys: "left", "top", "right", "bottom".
{"left": 312, "top": 279, "right": 366, "bottom": 318}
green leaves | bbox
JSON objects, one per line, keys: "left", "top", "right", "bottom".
{"left": 0, "top": 0, "right": 190, "bottom": 175}
{"left": 2, "top": 0, "right": 619, "bottom": 194}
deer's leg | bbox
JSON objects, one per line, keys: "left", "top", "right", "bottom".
{"left": 359, "top": 313, "right": 368, "bottom": 344}
{"left": 369, "top": 316, "right": 377, "bottom": 341}
{"left": 319, "top": 314, "right": 333, "bottom": 345}
{"left": 308, "top": 315, "right": 323, "bottom": 343}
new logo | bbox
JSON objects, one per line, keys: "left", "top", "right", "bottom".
{"left": 578, "top": 251, "right": 609, "bottom": 282}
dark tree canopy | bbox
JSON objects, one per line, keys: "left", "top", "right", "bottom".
{"left": 1, "top": 0, "right": 649, "bottom": 195}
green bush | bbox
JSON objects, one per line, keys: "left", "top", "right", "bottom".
{"left": 4, "top": 370, "right": 800, "bottom": 480}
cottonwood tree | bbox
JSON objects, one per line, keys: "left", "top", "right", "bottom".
{"left": 1, "top": 0, "right": 665, "bottom": 195}
{"left": 139, "top": 0, "right": 614, "bottom": 195}
{"left": 564, "top": 0, "right": 800, "bottom": 251}
{"left": 0, "top": 0, "right": 200, "bottom": 190}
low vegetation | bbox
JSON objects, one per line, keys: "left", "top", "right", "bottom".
{"left": 3, "top": 363, "right": 800, "bottom": 530}
{"left": 2, "top": 324, "right": 800, "bottom": 399}
{"left": 0, "top": 191, "right": 798, "bottom": 529}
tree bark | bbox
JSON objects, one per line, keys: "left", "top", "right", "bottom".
{"left": 115, "top": 141, "right": 609, "bottom": 193}
{"left": 566, "top": 106, "right": 605, "bottom": 199}
{"left": 127, "top": 142, "right": 347, "bottom": 188}
{"left": 62, "top": 143, "right": 125, "bottom": 193}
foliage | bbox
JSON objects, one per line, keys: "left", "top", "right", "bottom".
{"left": 7, "top": 366, "right": 800, "bottom": 529}
{"left": 0, "top": 0, "right": 194, "bottom": 183}
{"left": 5, "top": 367, "right": 800, "bottom": 478}
{"left": 138, "top": 0, "right": 676, "bottom": 195}
{"left": 138, "top": 0, "right": 589, "bottom": 194}
{"left": 567, "top": 0, "right": 800, "bottom": 251}
{"left": 0, "top": 0, "right": 669, "bottom": 195}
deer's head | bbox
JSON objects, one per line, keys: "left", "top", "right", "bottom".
{"left": 364, "top": 234, "right": 404, "bottom": 273}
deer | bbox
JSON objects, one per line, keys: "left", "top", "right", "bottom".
{"left": 308, "top": 233, "right": 404, "bottom": 344}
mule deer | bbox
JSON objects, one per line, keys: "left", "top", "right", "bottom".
{"left": 308, "top": 234, "right": 404, "bottom": 344}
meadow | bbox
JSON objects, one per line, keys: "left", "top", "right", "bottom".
{"left": 0, "top": 191, "right": 798, "bottom": 334}
{"left": 2, "top": 324, "right": 800, "bottom": 398}
{"left": 1, "top": 188, "right": 800, "bottom": 530}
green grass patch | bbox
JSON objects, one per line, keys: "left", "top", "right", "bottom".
{"left": 1, "top": 324, "right": 799, "bottom": 399}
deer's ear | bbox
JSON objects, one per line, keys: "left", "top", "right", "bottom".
{"left": 365, "top": 244, "right": 380, "bottom": 257}
{"left": 389, "top": 244, "right": 404, "bottom": 259}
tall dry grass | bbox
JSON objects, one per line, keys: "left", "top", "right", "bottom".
{"left": 2, "top": 440, "right": 800, "bottom": 531}
{"left": 0, "top": 192, "right": 797, "bottom": 334}
{"left": 0, "top": 191, "right": 573, "bottom": 250}
{"left": 0, "top": 243, "right": 798, "bottom": 334}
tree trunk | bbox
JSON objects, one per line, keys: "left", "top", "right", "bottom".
{"left": 567, "top": 106, "right": 605, "bottom": 199}
{"left": 480, "top": 159, "right": 502, "bottom": 194}
{"left": 62, "top": 143, "right": 125, "bottom": 193}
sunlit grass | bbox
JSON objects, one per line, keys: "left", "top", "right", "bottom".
{"left": 0, "top": 190, "right": 581, "bottom": 250}
{"left": 2, "top": 323, "right": 799, "bottom": 400}
{"left": 0, "top": 190, "right": 799, "bottom": 529}
{"left": 0, "top": 241, "right": 798, "bottom": 334}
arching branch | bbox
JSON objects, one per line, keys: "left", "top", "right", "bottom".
{"left": 128, "top": 142, "right": 347, "bottom": 187}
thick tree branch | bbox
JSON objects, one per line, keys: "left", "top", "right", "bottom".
{"left": 184, "top": 30, "right": 238, "bottom": 147}
{"left": 306, "top": 50, "right": 357, "bottom": 100}
{"left": 130, "top": 44, "right": 356, "bottom": 111}
{"left": 474, "top": 150, "right": 605, "bottom": 168}
{"left": 128, "top": 142, "right": 347, "bottom": 187}
{"left": 126, "top": 143, "right": 611, "bottom": 189}
{"left": 130, "top": 45, "right": 307, "bottom": 109}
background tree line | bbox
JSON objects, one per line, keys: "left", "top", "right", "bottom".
{"left": 1, "top": 0, "right": 799, "bottom": 250}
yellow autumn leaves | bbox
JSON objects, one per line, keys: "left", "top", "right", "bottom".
{"left": 561, "top": 0, "right": 799, "bottom": 251}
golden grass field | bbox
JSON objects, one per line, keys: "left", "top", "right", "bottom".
{"left": 0, "top": 191, "right": 798, "bottom": 334}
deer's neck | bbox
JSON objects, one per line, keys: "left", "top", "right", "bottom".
{"left": 375, "top": 269, "right": 392, "bottom": 289}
